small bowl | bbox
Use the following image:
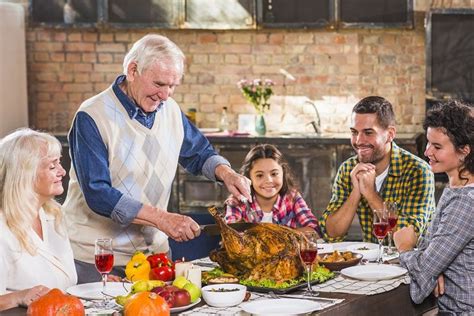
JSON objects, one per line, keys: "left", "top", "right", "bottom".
{"left": 202, "top": 283, "right": 247, "bottom": 307}
{"left": 346, "top": 243, "right": 380, "bottom": 262}
{"left": 318, "top": 252, "right": 363, "bottom": 271}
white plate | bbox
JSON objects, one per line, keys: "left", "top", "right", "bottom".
{"left": 67, "top": 282, "right": 132, "bottom": 300}
{"left": 240, "top": 298, "right": 321, "bottom": 316}
{"left": 346, "top": 242, "right": 380, "bottom": 262}
{"left": 171, "top": 298, "right": 201, "bottom": 313}
{"left": 340, "top": 264, "right": 407, "bottom": 281}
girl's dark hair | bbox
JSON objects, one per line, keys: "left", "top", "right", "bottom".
{"left": 240, "top": 144, "right": 297, "bottom": 196}
{"left": 423, "top": 100, "right": 474, "bottom": 181}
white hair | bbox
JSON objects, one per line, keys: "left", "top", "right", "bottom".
{"left": 0, "top": 128, "right": 64, "bottom": 255}
{"left": 122, "top": 34, "right": 185, "bottom": 76}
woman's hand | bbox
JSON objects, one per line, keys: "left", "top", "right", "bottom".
{"left": 18, "top": 285, "right": 50, "bottom": 306}
{"left": 433, "top": 274, "right": 445, "bottom": 297}
{"left": 393, "top": 226, "right": 417, "bottom": 252}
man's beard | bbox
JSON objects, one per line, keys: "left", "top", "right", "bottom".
{"left": 356, "top": 145, "right": 386, "bottom": 164}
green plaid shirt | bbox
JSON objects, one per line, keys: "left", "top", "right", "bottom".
{"left": 319, "top": 142, "right": 436, "bottom": 243}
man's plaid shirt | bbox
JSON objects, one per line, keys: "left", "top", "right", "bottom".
{"left": 319, "top": 142, "right": 436, "bottom": 243}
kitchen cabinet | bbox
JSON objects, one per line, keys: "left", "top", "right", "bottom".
{"left": 29, "top": 0, "right": 255, "bottom": 29}
{"left": 426, "top": 9, "right": 474, "bottom": 102}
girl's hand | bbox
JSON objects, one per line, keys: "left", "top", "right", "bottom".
{"left": 393, "top": 226, "right": 417, "bottom": 252}
{"left": 433, "top": 274, "right": 445, "bottom": 297}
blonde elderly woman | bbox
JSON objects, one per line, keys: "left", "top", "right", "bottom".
{"left": 0, "top": 129, "right": 77, "bottom": 310}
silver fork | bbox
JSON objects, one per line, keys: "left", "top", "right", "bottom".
{"left": 241, "top": 197, "right": 257, "bottom": 222}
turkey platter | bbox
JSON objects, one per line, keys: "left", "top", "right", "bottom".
{"left": 208, "top": 206, "right": 305, "bottom": 282}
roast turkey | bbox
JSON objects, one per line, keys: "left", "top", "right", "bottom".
{"left": 208, "top": 206, "right": 305, "bottom": 282}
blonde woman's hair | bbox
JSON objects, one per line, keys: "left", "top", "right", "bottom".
{"left": 0, "top": 128, "right": 64, "bottom": 255}
{"left": 122, "top": 34, "right": 185, "bottom": 77}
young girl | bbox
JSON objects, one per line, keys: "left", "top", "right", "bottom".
{"left": 224, "top": 144, "right": 320, "bottom": 235}
{"left": 394, "top": 100, "right": 473, "bottom": 313}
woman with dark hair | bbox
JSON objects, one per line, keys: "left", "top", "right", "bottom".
{"left": 224, "top": 144, "right": 320, "bottom": 235}
{"left": 394, "top": 100, "right": 473, "bottom": 314}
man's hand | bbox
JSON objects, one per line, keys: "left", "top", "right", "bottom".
{"left": 215, "top": 164, "right": 252, "bottom": 202}
{"left": 393, "top": 226, "right": 418, "bottom": 252}
{"left": 357, "top": 169, "right": 377, "bottom": 197}
{"left": 433, "top": 274, "right": 445, "bottom": 297}
{"left": 155, "top": 211, "right": 201, "bottom": 242}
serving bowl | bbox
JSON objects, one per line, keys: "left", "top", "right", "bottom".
{"left": 318, "top": 251, "right": 363, "bottom": 271}
{"left": 201, "top": 283, "right": 247, "bottom": 307}
{"left": 346, "top": 243, "right": 379, "bottom": 262}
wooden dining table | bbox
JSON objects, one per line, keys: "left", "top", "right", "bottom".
{"left": 0, "top": 283, "right": 436, "bottom": 316}
{"left": 311, "top": 284, "right": 436, "bottom": 315}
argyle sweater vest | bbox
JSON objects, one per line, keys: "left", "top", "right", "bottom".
{"left": 63, "top": 86, "right": 184, "bottom": 265}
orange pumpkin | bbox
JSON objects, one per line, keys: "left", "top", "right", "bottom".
{"left": 124, "top": 291, "right": 170, "bottom": 316}
{"left": 27, "top": 288, "right": 85, "bottom": 316}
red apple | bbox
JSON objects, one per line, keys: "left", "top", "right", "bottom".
{"left": 163, "top": 285, "right": 180, "bottom": 293}
{"left": 173, "top": 289, "right": 191, "bottom": 307}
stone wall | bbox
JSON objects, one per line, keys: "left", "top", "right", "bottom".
{"left": 24, "top": 0, "right": 474, "bottom": 134}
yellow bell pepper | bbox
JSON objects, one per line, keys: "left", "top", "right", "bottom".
{"left": 125, "top": 252, "right": 151, "bottom": 282}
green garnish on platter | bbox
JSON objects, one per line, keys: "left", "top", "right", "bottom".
{"left": 203, "top": 266, "right": 335, "bottom": 289}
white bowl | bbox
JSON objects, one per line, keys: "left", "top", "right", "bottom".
{"left": 346, "top": 243, "right": 380, "bottom": 262}
{"left": 202, "top": 283, "right": 247, "bottom": 307}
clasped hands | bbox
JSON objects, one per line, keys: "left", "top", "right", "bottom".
{"left": 350, "top": 163, "right": 377, "bottom": 198}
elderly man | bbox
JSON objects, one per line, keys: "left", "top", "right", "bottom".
{"left": 319, "top": 96, "right": 435, "bottom": 243}
{"left": 63, "top": 34, "right": 251, "bottom": 283}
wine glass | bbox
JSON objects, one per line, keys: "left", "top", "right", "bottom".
{"left": 385, "top": 201, "right": 399, "bottom": 255}
{"left": 372, "top": 209, "right": 389, "bottom": 264}
{"left": 299, "top": 231, "right": 319, "bottom": 296}
{"left": 95, "top": 238, "right": 114, "bottom": 303}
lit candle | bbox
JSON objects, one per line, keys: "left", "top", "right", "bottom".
{"left": 175, "top": 262, "right": 193, "bottom": 278}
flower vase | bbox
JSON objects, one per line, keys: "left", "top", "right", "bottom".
{"left": 255, "top": 114, "right": 266, "bottom": 136}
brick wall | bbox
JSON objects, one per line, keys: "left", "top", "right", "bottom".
{"left": 25, "top": 0, "right": 474, "bottom": 134}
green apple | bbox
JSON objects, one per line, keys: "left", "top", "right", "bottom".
{"left": 183, "top": 282, "right": 201, "bottom": 302}
{"left": 172, "top": 276, "right": 190, "bottom": 289}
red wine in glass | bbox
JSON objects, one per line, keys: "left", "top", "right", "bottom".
{"left": 388, "top": 216, "right": 398, "bottom": 230}
{"left": 299, "top": 231, "right": 319, "bottom": 296}
{"left": 95, "top": 253, "right": 114, "bottom": 274}
{"left": 300, "top": 249, "right": 317, "bottom": 265}
{"left": 95, "top": 238, "right": 113, "bottom": 304}
{"left": 373, "top": 222, "right": 389, "bottom": 239}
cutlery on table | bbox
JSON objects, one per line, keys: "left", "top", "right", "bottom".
{"left": 268, "top": 291, "right": 339, "bottom": 304}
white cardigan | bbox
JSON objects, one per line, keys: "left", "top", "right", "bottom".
{"left": 0, "top": 208, "right": 77, "bottom": 294}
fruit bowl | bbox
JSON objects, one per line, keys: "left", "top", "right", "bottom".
{"left": 202, "top": 283, "right": 247, "bottom": 307}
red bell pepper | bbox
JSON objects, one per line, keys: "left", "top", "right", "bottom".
{"left": 150, "top": 265, "right": 174, "bottom": 281}
{"left": 147, "top": 253, "right": 172, "bottom": 269}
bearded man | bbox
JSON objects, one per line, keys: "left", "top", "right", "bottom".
{"left": 319, "top": 96, "right": 435, "bottom": 242}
